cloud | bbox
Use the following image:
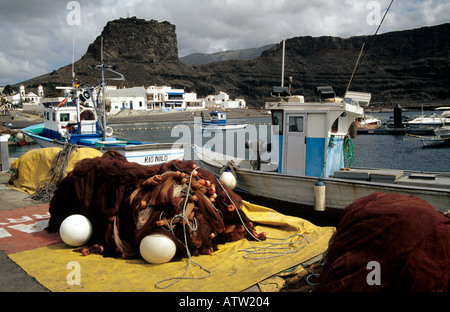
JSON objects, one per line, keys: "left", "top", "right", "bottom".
{"left": 0, "top": 0, "right": 449, "bottom": 85}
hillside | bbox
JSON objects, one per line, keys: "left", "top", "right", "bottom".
{"left": 179, "top": 44, "right": 274, "bottom": 65}
{"left": 18, "top": 17, "right": 450, "bottom": 107}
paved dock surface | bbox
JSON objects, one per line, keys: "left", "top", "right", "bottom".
{"left": 0, "top": 171, "right": 50, "bottom": 292}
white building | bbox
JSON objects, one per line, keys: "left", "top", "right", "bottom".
{"left": 147, "top": 86, "right": 185, "bottom": 111}
{"left": 205, "top": 91, "right": 246, "bottom": 109}
{"left": 108, "top": 86, "right": 189, "bottom": 114}
{"left": 8, "top": 84, "right": 43, "bottom": 105}
{"left": 185, "top": 92, "right": 205, "bottom": 110}
{"left": 108, "top": 87, "right": 147, "bottom": 114}
{"left": 107, "top": 86, "right": 245, "bottom": 115}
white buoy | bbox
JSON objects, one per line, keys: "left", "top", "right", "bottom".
{"left": 105, "top": 126, "right": 114, "bottom": 137}
{"left": 140, "top": 234, "right": 177, "bottom": 264}
{"left": 15, "top": 132, "right": 25, "bottom": 142}
{"left": 220, "top": 169, "right": 237, "bottom": 189}
{"left": 314, "top": 180, "right": 326, "bottom": 212}
{"left": 59, "top": 214, "right": 92, "bottom": 247}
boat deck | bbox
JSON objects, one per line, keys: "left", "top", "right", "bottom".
{"left": 334, "top": 168, "right": 450, "bottom": 190}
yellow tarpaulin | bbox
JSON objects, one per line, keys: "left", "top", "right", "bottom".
{"left": 9, "top": 201, "right": 335, "bottom": 292}
{"left": 8, "top": 147, "right": 103, "bottom": 194}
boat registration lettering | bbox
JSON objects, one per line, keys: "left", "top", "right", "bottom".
{"left": 145, "top": 155, "right": 169, "bottom": 164}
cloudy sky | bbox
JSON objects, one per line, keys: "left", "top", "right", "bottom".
{"left": 1, "top": 0, "right": 449, "bottom": 86}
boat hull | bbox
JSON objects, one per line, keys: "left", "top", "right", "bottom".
{"left": 200, "top": 121, "right": 248, "bottom": 131}
{"left": 421, "top": 137, "right": 450, "bottom": 147}
{"left": 23, "top": 127, "right": 185, "bottom": 166}
{"left": 195, "top": 146, "right": 450, "bottom": 213}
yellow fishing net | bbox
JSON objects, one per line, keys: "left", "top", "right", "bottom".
{"left": 8, "top": 147, "right": 103, "bottom": 194}
{"left": 9, "top": 201, "right": 334, "bottom": 292}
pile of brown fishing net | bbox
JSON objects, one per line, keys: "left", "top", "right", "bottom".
{"left": 45, "top": 150, "right": 266, "bottom": 259}
{"left": 316, "top": 192, "right": 450, "bottom": 292}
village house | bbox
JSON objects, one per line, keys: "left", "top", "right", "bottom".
{"left": 205, "top": 91, "right": 246, "bottom": 109}
{"left": 106, "top": 85, "right": 244, "bottom": 115}
{"left": 108, "top": 86, "right": 147, "bottom": 113}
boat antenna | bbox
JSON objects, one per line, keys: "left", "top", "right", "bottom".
{"left": 281, "top": 40, "right": 285, "bottom": 88}
{"left": 345, "top": 0, "right": 394, "bottom": 96}
{"left": 72, "top": 35, "right": 75, "bottom": 88}
{"left": 94, "top": 36, "right": 125, "bottom": 141}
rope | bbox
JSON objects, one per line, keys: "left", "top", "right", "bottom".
{"left": 343, "top": 135, "right": 354, "bottom": 169}
{"left": 28, "top": 143, "right": 77, "bottom": 203}
{"left": 216, "top": 178, "right": 311, "bottom": 260}
{"left": 156, "top": 168, "right": 312, "bottom": 288}
{"left": 155, "top": 167, "right": 212, "bottom": 289}
{"left": 239, "top": 233, "right": 310, "bottom": 260}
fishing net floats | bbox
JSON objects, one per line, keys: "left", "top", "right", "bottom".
{"left": 47, "top": 152, "right": 266, "bottom": 264}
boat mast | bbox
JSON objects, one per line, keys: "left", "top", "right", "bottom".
{"left": 72, "top": 35, "right": 81, "bottom": 134}
{"left": 344, "top": 0, "right": 394, "bottom": 95}
{"left": 101, "top": 37, "right": 107, "bottom": 141}
{"left": 96, "top": 37, "right": 125, "bottom": 141}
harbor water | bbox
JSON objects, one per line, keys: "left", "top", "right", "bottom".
{"left": 8, "top": 111, "right": 450, "bottom": 173}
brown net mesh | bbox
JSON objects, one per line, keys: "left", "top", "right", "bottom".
{"left": 46, "top": 150, "right": 265, "bottom": 259}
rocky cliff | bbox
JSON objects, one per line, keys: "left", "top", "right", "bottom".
{"left": 19, "top": 17, "right": 450, "bottom": 107}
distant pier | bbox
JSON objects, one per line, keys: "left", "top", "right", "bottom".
{"left": 357, "top": 127, "right": 435, "bottom": 135}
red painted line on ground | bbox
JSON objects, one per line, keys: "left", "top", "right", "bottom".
{"left": 0, "top": 204, "right": 62, "bottom": 254}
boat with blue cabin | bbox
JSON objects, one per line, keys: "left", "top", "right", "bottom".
{"left": 194, "top": 93, "right": 450, "bottom": 214}
{"left": 21, "top": 58, "right": 185, "bottom": 166}
{"left": 199, "top": 111, "right": 248, "bottom": 130}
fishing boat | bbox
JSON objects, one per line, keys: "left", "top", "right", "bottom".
{"left": 421, "top": 125, "right": 450, "bottom": 147}
{"left": 194, "top": 94, "right": 450, "bottom": 214}
{"left": 21, "top": 49, "right": 185, "bottom": 166}
{"left": 356, "top": 115, "right": 382, "bottom": 129}
{"left": 199, "top": 111, "right": 248, "bottom": 130}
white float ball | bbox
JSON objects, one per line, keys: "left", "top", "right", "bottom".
{"left": 140, "top": 234, "right": 177, "bottom": 264}
{"left": 220, "top": 170, "right": 237, "bottom": 189}
{"left": 15, "top": 132, "right": 25, "bottom": 142}
{"left": 59, "top": 214, "right": 93, "bottom": 247}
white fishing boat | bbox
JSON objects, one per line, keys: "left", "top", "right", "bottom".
{"left": 357, "top": 115, "right": 382, "bottom": 129}
{"left": 21, "top": 47, "right": 184, "bottom": 166}
{"left": 199, "top": 111, "right": 248, "bottom": 130}
{"left": 194, "top": 94, "right": 450, "bottom": 214}
{"left": 407, "top": 107, "right": 450, "bottom": 128}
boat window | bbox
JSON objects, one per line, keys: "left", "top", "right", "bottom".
{"left": 60, "top": 113, "right": 70, "bottom": 122}
{"left": 331, "top": 117, "right": 339, "bottom": 133}
{"left": 52, "top": 112, "right": 56, "bottom": 122}
{"left": 271, "top": 110, "right": 283, "bottom": 135}
{"left": 288, "top": 116, "right": 304, "bottom": 132}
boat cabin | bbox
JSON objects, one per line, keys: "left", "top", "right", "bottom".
{"left": 208, "top": 111, "right": 227, "bottom": 124}
{"left": 41, "top": 101, "right": 99, "bottom": 141}
{"left": 268, "top": 97, "right": 364, "bottom": 178}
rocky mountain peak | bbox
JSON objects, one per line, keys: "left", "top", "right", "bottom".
{"left": 84, "top": 17, "right": 178, "bottom": 63}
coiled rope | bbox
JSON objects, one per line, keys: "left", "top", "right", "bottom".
{"left": 343, "top": 135, "right": 354, "bottom": 169}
